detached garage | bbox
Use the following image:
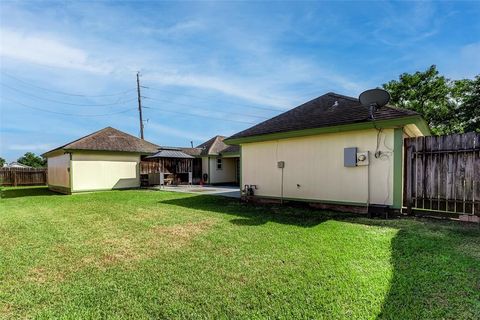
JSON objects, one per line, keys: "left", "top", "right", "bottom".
{"left": 42, "top": 127, "right": 159, "bottom": 194}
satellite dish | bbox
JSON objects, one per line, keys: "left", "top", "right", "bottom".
{"left": 359, "top": 88, "right": 390, "bottom": 108}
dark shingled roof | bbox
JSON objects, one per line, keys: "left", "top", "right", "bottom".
{"left": 227, "top": 92, "right": 419, "bottom": 140}
{"left": 43, "top": 127, "right": 160, "bottom": 156}
{"left": 195, "top": 136, "right": 239, "bottom": 156}
{"left": 180, "top": 147, "right": 203, "bottom": 156}
{"left": 222, "top": 145, "right": 240, "bottom": 153}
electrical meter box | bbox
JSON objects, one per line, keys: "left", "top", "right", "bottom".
{"left": 356, "top": 151, "right": 369, "bottom": 166}
{"left": 344, "top": 147, "right": 357, "bottom": 167}
{"left": 277, "top": 161, "right": 285, "bottom": 168}
{"left": 345, "top": 148, "right": 369, "bottom": 166}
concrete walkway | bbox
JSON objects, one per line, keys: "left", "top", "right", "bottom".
{"left": 156, "top": 185, "right": 240, "bottom": 198}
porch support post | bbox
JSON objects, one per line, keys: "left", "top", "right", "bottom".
{"left": 188, "top": 159, "right": 192, "bottom": 185}
{"left": 393, "top": 128, "right": 404, "bottom": 209}
{"left": 159, "top": 159, "right": 164, "bottom": 187}
{"left": 207, "top": 156, "right": 211, "bottom": 184}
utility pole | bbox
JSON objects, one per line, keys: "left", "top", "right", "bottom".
{"left": 136, "top": 72, "right": 144, "bottom": 139}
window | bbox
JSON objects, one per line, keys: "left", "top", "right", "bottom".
{"left": 216, "top": 158, "right": 223, "bottom": 170}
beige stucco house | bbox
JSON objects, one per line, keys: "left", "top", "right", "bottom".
{"left": 225, "top": 92, "right": 430, "bottom": 213}
{"left": 184, "top": 136, "right": 240, "bottom": 185}
{"left": 43, "top": 127, "right": 160, "bottom": 194}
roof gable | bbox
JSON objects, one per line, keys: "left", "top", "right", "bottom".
{"left": 195, "top": 135, "right": 240, "bottom": 156}
{"left": 43, "top": 127, "right": 160, "bottom": 156}
{"left": 227, "top": 92, "right": 419, "bottom": 141}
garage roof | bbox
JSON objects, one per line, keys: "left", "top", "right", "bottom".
{"left": 43, "top": 127, "right": 160, "bottom": 156}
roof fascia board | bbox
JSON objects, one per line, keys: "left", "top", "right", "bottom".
{"left": 414, "top": 118, "right": 431, "bottom": 136}
{"left": 225, "top": 116, "right": 430, "bottom": 145}
{"left": 64, "top": 149, "right": 153, "bottom": 155}
{"left": 219, "top": 152, "right": 240, "bottom": 158}
{"left": 42, "top": 149, "right": 67, "bottom": 158}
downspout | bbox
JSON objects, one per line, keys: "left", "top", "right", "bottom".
{"left": 69, "top": 152, "right": 73, "bottom": 194}
{"left": 276, "top": 140, "right": 284, "bottom": 204}
{"left": 366, "top": 158, "right": 370, "bottom": 213}
{"left": 239, "top": 146, "right": 243, "bottom": 190}
{"left": 280, "top": 165, "right": 284, "bottom": 205}
{"left": 207, "top": 156, "right": 211, "bottom": 184}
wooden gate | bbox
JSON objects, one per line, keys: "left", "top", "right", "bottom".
{"left": 404, "top": 132, "right": 480, "bottom": 218}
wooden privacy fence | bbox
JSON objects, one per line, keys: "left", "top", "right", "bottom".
{"left": 404, "top": 132, "right": 480, "bottom": 218}
{"left": 0, "top": 167, "right": 47, "bottom": 186}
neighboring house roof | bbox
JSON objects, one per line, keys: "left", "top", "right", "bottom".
{"left": 222, "top": 145, "right": 240, "bottom": 154}
{"left": 226, "top": 92, "right": 425, "bottom": 143}
{"left": 180, "top": 147, "right": 203, "bottom": 157}
{"left": 195, "top": 136, "right": 240, "bottom": 156}
{"left": 6, "top": 162, "right": 32, "bottom": 168}
{"left": 146, "top": 148, "right": 194, "bottom": 159}
{"left": 43, "top": 127, "right": 160, "bottom": 157}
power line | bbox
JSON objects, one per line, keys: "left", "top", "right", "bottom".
{"left": 145, "top": 96, "right": 269, "bottom": 120}
{"left": 146, "top": 86, "right": 284, "bottom": 112}
{"left": 1, "top": 71, "right": 136, "bottom": 97}
{"left": 2, "top": 96, "right": 136, "bottom": 117}
{"left": 147, "top": 105, "right": 257, "bottom": 124}
{"left": 1, "top": 83, "right": 136, "bottom": 107}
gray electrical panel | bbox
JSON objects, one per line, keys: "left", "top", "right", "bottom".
{"left": 277, "top": 161, "right": 285, "bottom": 168}
{"left": 344, "top": 147, "right": 357, "bottom": 167}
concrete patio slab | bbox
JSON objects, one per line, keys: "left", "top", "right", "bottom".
{"left": 154, "top": 185, "right": 240, "bottom": 198}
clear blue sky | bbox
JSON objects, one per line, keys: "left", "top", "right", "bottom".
{"left": 1, "top": 1, "right": 479, "bottom": 162}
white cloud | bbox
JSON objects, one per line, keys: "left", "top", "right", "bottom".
{"left": 0, "top": 7, "right": 365, "bottom": 110}
{"left": 0, "top": 29, "right": 112, "bottom": 74}
{"left": 145, "top": 72, "right": 289, "bottom": 108}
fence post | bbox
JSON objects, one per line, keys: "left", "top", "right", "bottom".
{"left": 13, "top": 170, "right": 17, "bottom": 187}
{"left": 405, "top": 142, "right": 413, "bottom": 215}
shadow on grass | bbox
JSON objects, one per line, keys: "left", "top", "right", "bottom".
{"left": 160, "top": 194, "right": 354, "bottom": 228}
{"left": 161, "top": 195, "right": 480, "bottom": 319}
{"left": 0, "top": 186, "right": 59, "bottom": 199}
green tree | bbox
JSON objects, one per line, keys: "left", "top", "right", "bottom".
{"left": 455, "top": 76, "right": 480, "bottom": 133}
{"left": 0, "top": 157, "right": 5, "bottom": 167}
{"left": 17, "top": 152, "right": 47, "bottom": 168}
{"left": 383, "top": 65, "right": 479, "bottom": 135}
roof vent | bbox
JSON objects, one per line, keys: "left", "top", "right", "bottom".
{"left": 327, "top": 100, "right": 339, "bottom": 112}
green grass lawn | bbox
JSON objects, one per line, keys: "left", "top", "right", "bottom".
{"left": 1, "top": 187, "right": 479, "bottom": 319}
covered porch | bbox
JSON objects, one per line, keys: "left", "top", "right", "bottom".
{"left": 140, "top": 148, "right": 200, "bottom": 186}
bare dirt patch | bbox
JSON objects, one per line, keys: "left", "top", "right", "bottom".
{"left": 153, "top": 220, "right": 214, "bottom": 245}
{"left": 81, "top": 219, "right": 216, "bottom": 269}
{"left": 26, "top": 267, "right": 65, "bottom": 284}
{"left": 22, "top": 219, "right": 217, "bottom": 284}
